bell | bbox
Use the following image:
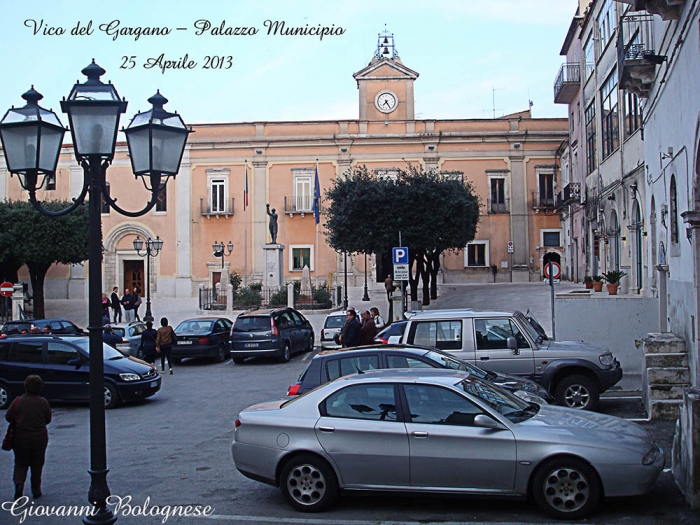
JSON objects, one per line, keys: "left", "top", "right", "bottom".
{"left": 382, "top": 46, "right": 389, "bottom": 55}
{"left": 383, "top": 37, "right": 389, "bottom": 44}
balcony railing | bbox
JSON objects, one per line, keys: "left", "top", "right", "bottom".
{"left": 556, "top": 182, "right": 581, "bottom": 208}
{"left": 617, "top": 13, "right": 664, "bottom": 98}
{"left": 487, "top": 197, "right": 510, "bottom": 214}
{"left": 553, "top": 63, "right": 581, "bottom": 104}
{"left": 613, "top": 0, "right": 684, "bottom": 21}
{"left": 284, "top": 195, "right": 314, "bottom": 216}
{"left": 532, "top": 193, "right": 556, "bottom": 211}
{"left": 200, "top": 198, "right": 235, "bottom": 218}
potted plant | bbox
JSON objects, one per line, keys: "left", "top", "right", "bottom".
{"left": 592, "top": 275, "right": 604, "bottom": 292}
{"left": 584, "top": 275, "right": 594, "bottom": 289}
{"left": 602, "top": 270, "right": 627, "bottom": 295}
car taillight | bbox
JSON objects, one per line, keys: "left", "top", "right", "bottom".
{"left": 198, "top": 337, "right": 209, "bottom": 345}
{"left": 234, "top": 419, "right": 241, "bottom": 428}
{"left": 379, "top": 337, "right": 388, "bottom": 344}
{"left": 271, "top": 317, "right": 279, "bottom": 337}
{"left": 287, "top": 384, "right": 301, "bottom": 396}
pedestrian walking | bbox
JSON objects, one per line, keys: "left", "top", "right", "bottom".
{"left": 122, "top": 288, "right": 135, "bottom": 323}
{"left": 6, "top": 375, "right": 52, "bottom": 501}
{"left": 138, "top": 320, "right": 158, "bottom": 364}
{"left": 156, "top": 317, "right": 177, "bottom": 375}
{"left": 101, "top": 293, "right": 111, "bottom": 326}
{"left": 338, "top": 308, "right": 362, "bottom": 348}
{"left": 132, "top": 287, "right": 142, "bottom": 322}
{"left": 110, "top": 287, "right": 122, "bottom": 324}
{"left": 359, "top": 309, "right": 377, "bottom": 345}
{"left": 370, "top": 307, "right": 385, "bottom": 330}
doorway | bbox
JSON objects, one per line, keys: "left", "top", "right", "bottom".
{"left": 124, "top": 260, "right": 144, "bottom": 296}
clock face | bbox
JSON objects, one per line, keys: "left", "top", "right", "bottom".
{"left": 375, "top": 91, "right": 398, "bottom": 113}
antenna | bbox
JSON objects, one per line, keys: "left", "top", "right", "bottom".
{"left": 492, "top": 87, "right": 504, "bottom": 118}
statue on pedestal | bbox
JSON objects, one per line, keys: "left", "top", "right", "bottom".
{"left": 266, "top": 203, "right": 278, "bottom": 244}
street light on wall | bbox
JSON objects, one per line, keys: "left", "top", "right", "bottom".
{"left": 0, "top": 59, "right": 190, "bottom": 525}
{"left": 212, "top": 240, "right": 233, "bottom": 268}
{"left": 133, "top": 236, "right": 163, "bottom": 323}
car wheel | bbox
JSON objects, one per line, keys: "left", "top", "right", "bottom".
{"left": 0, "top": 383, "right": 11, "bottom": 410}
{"left": 280, "top": 454, "right": 339, "bottom": 512}
{"left": 104, "top": 383, "right": 121, "bottom": 409}
{"left": 532, "top": 456, "right": 601, "bottom": 519}
{"left": 554, "top": 375, "right": 599, "bottom": 411}
{"left": 232, "top": 357, "right": 245, "bottom": 365}
{"left": 215, "top": 343, "right": 226, "bottom": 363}
{"left": 304, "top": 334, "right": 314, "bottom": 352}
{"left": 279, "top": 343, "right": 291, "bottom": 363}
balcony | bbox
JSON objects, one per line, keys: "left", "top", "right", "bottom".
{"left": 532, "top": 193, "right": 556, "bottom": 212}
{"left": 284, "top": 195, "right": 314, "bottom": 217}
{"left": 617, "top": 13, "right": 665, "bottom": 98}
{"left": 200, "top": 198, "right": 235, "bottom": 218}
{"left": 557, "top": 182, "right": 581, "bottom": 208}
{"left": 613, "top": 0, "right": 685, "bottom": 21}
{"left": 553, "top": 63, "right": 581, "bottom": 104}
{"left": 487, "top": 197, "right": 510, "bottom": 214}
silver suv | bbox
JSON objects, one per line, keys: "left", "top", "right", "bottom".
{"left": 400, "top": 308, "right": 622, "bottom": 410}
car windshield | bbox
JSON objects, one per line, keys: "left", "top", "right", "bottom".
{"left": 422, "top": 350, "right": 492, "bottom": 380}
{"left": 176, "top": 320, "right": 214, "bottom": 334}
{"left": 458, "top": 376, "right": 539, "bottom": 423}
{"left": 112, "top": 328, "right": 126, "bottom": 338}
{"left": 513, "top": 311, "right": 542, "bottom": 344}
{"left": 74, "top": 339, "right": 126, "bottom": 361}
{"left": 324, "top": 315, "right": 346, "bottom": 329}
{"left": 232, "top": 316, "right": 270, "bottom": 332}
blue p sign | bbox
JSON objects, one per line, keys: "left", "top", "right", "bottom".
{"left": 393, "top": 247, "right": 409, "bottom": 264}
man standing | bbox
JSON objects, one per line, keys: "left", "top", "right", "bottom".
{"left": 338, "top": 308, "right": 362, "bottom": 348}
{"left": 359, "top": 310, "right": 377, "bottom": 345}
{"left": 384, "top": 274, "right": 396, "bottom": 322}
{"left": 122, "top": 288, "right": 135, "bottom": 323}
{"left": 110, "top": 287, "right": 122, "bottom": 324}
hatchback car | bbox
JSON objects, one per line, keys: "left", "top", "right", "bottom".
{"left": 286, "top": 344, "right": 552, "bottom": 403}
{"left": 320, "top": 311, "right": 347, "bottom": 350}
{"left": 232, "top": 369, "right": 664, "bottom": 519}
{"left": 229, "top": 307, "right": 314, "bottom": 364}
{"left": 111, "top": 321, "right": 146, "bottom": 356}
{"left": 171, "top": 317, "right": 232, "bottom": 364}
{"left": 1, "top": 318, "right": 86, "bottom": 336}
{"left": 374, "top": 320, "right": 407, "bottom": 344}
{"left": 0, "top": 334, "right": 160, "bottom": 409}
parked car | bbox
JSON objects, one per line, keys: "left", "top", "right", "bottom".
{"left": 374, "top": 320, "right": 407, "bottom": 344}
{"left": 1, "top": 318, "right": 86, "bottom": 336}
{"left": 233, "top": 369, "right": 663, "bottom": 519}
{"left": 111, "top": 322, "right": 146, "bottom": 356}
{"left": 286, "top": 344, "right": 552, "bottom": 404}
{"left": 400, "top": 308, "right": 623, "bottom": 410}
{"left": 229, "top": 307, "right": 314, "bottom": 364}
{"left": 320, "top": 311, "right": 347, "bottom": 350}
{"left": 171, "top": 317, "right": 232, "bottom": 364}
{"left": 0, "top": 334, "right": 160, "bottom": 409}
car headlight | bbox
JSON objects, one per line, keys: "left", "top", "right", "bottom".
{"left": 119, "top": 373, "right": 140, "bottom": 382}
{"left": 599, "top": 353, "right": 614, "bottom": 366}
{"left": 642, "top": 443, "right": 661, "bottom": 465}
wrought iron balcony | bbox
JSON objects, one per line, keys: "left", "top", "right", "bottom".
{"left": 553, "top": 63, "right": 581, "bottom": 104}
{"left": 532, "top": 192, "right": 556, "bottom": 211}
{"left": 200, "top": 198, "right": 235, "bottom": 218}
{"left": 557, "top": 182, "right": 581, "bottom": 208}
{"left": 284, "top": 195, "right": 314, "bottom": 217}
{"left": 613, "top": 0, "right": 685, "bottom": 21}
{"left": 617, "top": 13, "right": 665, "bottom": 98}
{"left": 487, "top": 197, "right": 510, "bottom": 214}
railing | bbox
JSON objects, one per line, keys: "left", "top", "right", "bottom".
{"left": 532, "top": 193, "right": 556, "bottom": 210}
{"left": 487, "top": 197, "right": 510, "bottom": 214}
{"left": 199, "top": 288, "right": 227, "bottom": 311}
{"left": 284, "top": 195, "right": 313, "bottom": 215}
{"left": 553, "top": 63, "right": 581, "bottom": 104}
{"left": 199, "top": 285, "right": 333, "bottom": 311}
{"left": 200, "top": 198, "right": 235, "bottom": 217}
{"left": 617, "top": 13, "right": 661, "bottom": 97}
{"left": 563, "top": 182, "right": 581, "bottom": 205}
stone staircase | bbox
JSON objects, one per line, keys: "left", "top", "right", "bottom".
{"left": 641, "top": 332, "right": 691, "bottom": 419}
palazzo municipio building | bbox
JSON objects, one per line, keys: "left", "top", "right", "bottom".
{"left": 0, "top": 34, "right": 568, "bottom": 301}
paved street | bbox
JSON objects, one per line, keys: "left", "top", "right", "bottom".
{"left": 0, "top": 283, "right": 695, "bottom": 524}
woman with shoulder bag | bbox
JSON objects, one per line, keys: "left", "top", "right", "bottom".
{"left": 155, "top": 317, "right": 176, "bottom": 375}
{"left": 138, "top": 320, "right": 159, "bottom": 364}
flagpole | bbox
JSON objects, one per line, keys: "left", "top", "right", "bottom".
{"left": 244, "top": 160, "right": 248, "bottom": 288}
{"left": 314, "top": 159, "right": 319, "bottom": 289}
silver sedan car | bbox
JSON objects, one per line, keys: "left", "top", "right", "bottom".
{"left": 232, "top": 369, "right": 664, "bottom": 519}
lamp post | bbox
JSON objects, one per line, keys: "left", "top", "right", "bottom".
{"left": 362, "top": 252, "right": 370, "bottom": 301}
{"left": 0, "top": 60, "right": 190, "bottom": 524}
{"left": 212, "top": 240, "right": 233, "bottom": 268}
{"left": 133, "top": 236, "right": 163, "bottom": 323}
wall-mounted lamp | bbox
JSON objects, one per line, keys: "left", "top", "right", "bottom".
{"left": 661, "top": 146, "right": 674, "bottom": 160}
{"left": 255, "top": 149, "right": 263, "bottom": 154}
{"left": 513, "top": 142, "right": 522, "bottom": 149}
{"left": 621, "top": 236, "right": 627, "bottom": 241}
{"left": 607, "top": 194, "right": 615, "bottom": 201}
{"left": 643, "top": 231, "right": 648, "bottom": 237}
{"left": 427, "top": 145, "right": 435, "bottom": 151}
{"left": 340, "top": 147, "right": 348, "bottom": 153}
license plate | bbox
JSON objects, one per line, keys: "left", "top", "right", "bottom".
{"left": 150, "top": 380, "right": 158, "bottom": 388}
{"left": 178, "top": 340, "right": 193, "bottom": 345}
{"left": 244, "top": 343, "right": 259, "bottom": 348}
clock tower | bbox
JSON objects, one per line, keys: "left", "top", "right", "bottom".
{"left": 353, "top": 31, "right": 419, "bottom": 121}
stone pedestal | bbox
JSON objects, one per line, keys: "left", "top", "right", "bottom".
{"left": 391, "top": 293, "right": 404, "bottom": 322}
{"left": 641, "top": 332, "right": 689, "bottom": 419}
{"left": 262, "top": 244, "right": 285, "bottom": 290}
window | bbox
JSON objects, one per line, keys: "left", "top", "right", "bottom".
{"left": 155, "top": 182, "right": 167, "bottom": 212}
{"left": 13, "top": 341, "right": 43, "bottom": 363}
{"left": 584, "top": 35, "right": 595, "bottom": 79}
{"left": 466, "top": 242, "right": 488, "bottom": 267}
{"left": 585, "top": 101, "right": 597, "bottom": 174}
{"left": 489, "top": 178, "right": 507, "bottom": 213}
{"left": 206, "top": 168, "right": 230, "bottom": 214}
{"left": 46, "top": 342, "right": 79, "bottom": 365}
{"left": 670, "top": 175, "right": 678, "bottom": 244}
{"left": 211, "top": 179, "right": 226, "bottom": 213}
{"left": 598, "top": 0, "right": 617, "bottom": 51}
{"left": 410, "top": 320, "right": 462, "bottom": 351}
{"left": 322, "top": 384, "right": 397, "bottom": 421}
{"left": 386, "top": 355, "right": 435, "bottom": 369}
{"left": 45, "top": 172, "right": 56, "bottom": 190}
{"left": 403, "top": 384, "right": 482, "bottom": 426}
{"left": 292, "top": 169, "right": 314, "bottom": 212}
{"left": 474, "top": 318, "right": 528, "bottom": 350}
{"left": 290, "top": 245, "right": 313, "bottom": 271}
{"left": 624, "top": 92, "right": 642, "bottom": 137}
{"left": 542, "top": 229, "right": 562, "bottom": 247}
{"left": 101, "top": 183, "right": 110, "bottom": 214}
{"left": 326, "top": 355, "right": 380, "bottom": 381}
{"left": 538, "top": 172, "right": 554, "bottom": 207}
{"left": 601, "top": 70, "right": 619, "bottom": 159}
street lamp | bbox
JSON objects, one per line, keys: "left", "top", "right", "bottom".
{"left": 0, "top": 60, "right": 190, "bottom": 525}
{"left": 133, "top": 235, "right": 163, "bottom": 323}
{"left": 212, "top": 240, "right": 233, "bottom": 268}
{"left": 362, "top": 252, "right": 370, "bottom": 301}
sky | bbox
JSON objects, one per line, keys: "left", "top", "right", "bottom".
{"left": 0, "top": 0, "right": 580, "bottom": 127}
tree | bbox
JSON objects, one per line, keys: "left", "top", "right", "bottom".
{"left": 0, "top": 200, "right": 89, "bottom": 318}
{"left": 324, "top": 166, "right": 481, "bottom": 306}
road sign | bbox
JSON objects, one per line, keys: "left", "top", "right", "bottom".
{"left": 392, "top": 247, "right": 409, "bottom": 264}
{"left": 0, "top": 282, "right": 13, "bottom": 297}
{"left": 507, "top": 241, "right": 514, "bottom": 254}
{"left": 543, "top": 261, "right": 561, "bottom": 280}
{"left": 393, "top": 264, "right": 409, "bottom": 281}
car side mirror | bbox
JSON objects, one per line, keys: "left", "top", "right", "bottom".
{"left": 474, "top": 414, "right": 505, "bottom": 430}
{"left": 507, "top": 336, "right": 519, "bottom": 354}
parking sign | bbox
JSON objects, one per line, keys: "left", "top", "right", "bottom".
{"left": 392, "top": 247, "right": 409, "bottom": 281}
